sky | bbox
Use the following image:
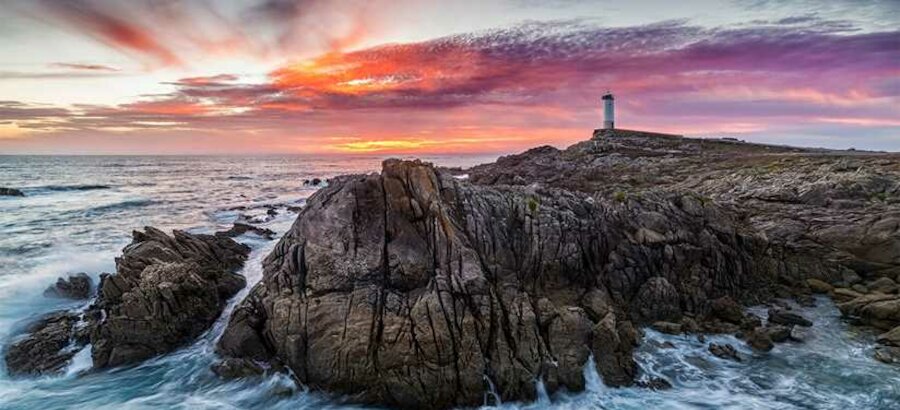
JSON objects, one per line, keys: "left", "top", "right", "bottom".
{"left": 0, "top": 0, "right": 897, "bottom": 155}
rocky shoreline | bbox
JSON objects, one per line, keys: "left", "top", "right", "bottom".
{"left": 3, "top": 131, "right": 898, "bottom": 408}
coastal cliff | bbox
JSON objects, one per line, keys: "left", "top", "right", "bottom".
{"left": 216, "top": 133, "right": 900, "bottom": 408}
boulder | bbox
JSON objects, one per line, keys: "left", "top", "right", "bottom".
{"left": 832, "top": 288, "right": 863, "bottom": 303}
{"left": 746, "top": 329, "right": 774, "bottom": 352}
{"left": 766, "top": 325, "right": 792, "bottom": 343}
{"left": 43, "top": 273, "right": 93, "bottom": 300}
{"left": 709, "top": 296, "right": 744, "bottom": 324}
{"left": 789, "top": 326, "right": 811, "bottom": 342}
{"left": 0, "top": 187, "right": 24, "bottom": 197}
{"left": 838, "top": 294, "right": 900, "bottom": 330}
{"left": 768, "top": 309, "right": 813, "bottom": 327}
{"left": 211, "top": 358, "right": 266, "bottom": 379}
{"left": 806, "top": 278, "right": 833, "bottom": 294}
{"left": 651, "top": 321, "right": 683, "bottom": 335}
{"left": 215, "top": 222, "right": 277, "bottom": 240}
{"left": 873, "top": 346, "right": 900, "bottom": 364}
{"left": 708, "top": 343, "right": 741, "bottom": 362}
{"left": 868, "top": 277, "right": 897, "bottom": 294}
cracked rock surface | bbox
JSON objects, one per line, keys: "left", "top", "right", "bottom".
{"left": 215, "top": 135, "right": 888, "bottom": 408}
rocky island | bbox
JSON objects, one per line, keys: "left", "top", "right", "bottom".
{"left": 212, "top": 131, "right": 899, "bottom": 408}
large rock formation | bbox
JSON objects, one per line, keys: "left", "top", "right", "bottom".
{"left": 4, "top": 227, "right": 250, "bottom": 376}
{"left": 217, "top": 133, "right": 899, "bottom": 408}
{"left": 217, "top": 156, "right": 814, "bottom": 408}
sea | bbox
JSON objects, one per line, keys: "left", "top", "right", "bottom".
{"left": 0, "top": 155, "right": 898, "bottom": 410}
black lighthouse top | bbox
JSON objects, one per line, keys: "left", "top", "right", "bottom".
{"left": 601, "top": 92, "right": 614, "bottom": 100}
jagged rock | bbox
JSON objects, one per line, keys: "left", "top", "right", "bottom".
{"left": 91, "top": 227, "right": 250, "bottom": 368}
{"left": 708, "top": 343, "right": 741, "bottom": 362}
{"left": 768, "top": 309, "right": 813, "bottom": 327}
{"left": 852, "top": 284, "right": 869, "bottom": 294}
{"left": 0, "top": 187, "right": 25, "bottom": 197}
{"left": 216, "top": 159, "right": 803, "bottom": 409}
{"left": 806, "top": 278, "right": 834, "bottom": 294}
{"left": 4, "top": 227, "right": 250, "bottom": 376}
{"left": 43, "top": 273, "right": 93, "bottom": 300}
{"left": 4, "top": 311, "right": 80, "bottom": 375}
{"left": 216, "top": 222, "right": 277, "bottom": 240}
{"left": 746, "top": 329, "right": 774, "bottom": 352}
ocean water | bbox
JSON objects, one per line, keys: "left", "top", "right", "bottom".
{"left": 1, "top": 155, "right": 898, "bottom": 410}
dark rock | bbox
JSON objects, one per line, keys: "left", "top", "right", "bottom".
{"left": 303, "top": 178, "right": 323, "bottom": 186}
{"left": 211, "top": 358, "right": 265, "bottom": 379}
{"left": 651, "top": 321, "right": 683, "bottom": 335}
{"left": 766, "top": 325, "right": 792, "bottom": 343}
{"left": 869, "top": 277, "right": 897, "bottom": 294}
{"left": 43, "top": 273, "right": 93, "bottom": 300}
{"left": 216, "top": 222, "right": 276, "bottom": 240}
{"left": 216, "top": 159, "right": 801, "bottom": 409}
{"left": 832, "top": 288, "right": 863, "bottom": 303}
{"left": 0, "top": 187, "right": 25, "bottom": 197}
{"left": 708, "top": 343, "right": 741, "bottom": 362}
{"left": 636, "top": 377, "right": 672, "bottom": 390}
{"left": 852, "top": 284, "right": 869, "bottom": 294}
{"left": 768, "top": 309, "right": 813, "bottom": 327}
{"left": 4, "top": 311, "right": 79, "bottom": 375}
{"left": 746, "top": 329, "right": 774, "bottom": 352}
{"left": 91, "top": 227, "right": 250, "bottom": 368}
{"left": 709, "top": 296, "right": 744, "bottom": 324}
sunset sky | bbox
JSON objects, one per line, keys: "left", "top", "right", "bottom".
{"left": 0, "top": 0, "right": 897, "bottom": 154}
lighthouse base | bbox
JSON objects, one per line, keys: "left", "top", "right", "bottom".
{"left": 592, "top": 128, "right": 684, "bottom": 139}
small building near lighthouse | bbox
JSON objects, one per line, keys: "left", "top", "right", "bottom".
{"left": 602, "top": 92, "right": 615, "bottom": 130}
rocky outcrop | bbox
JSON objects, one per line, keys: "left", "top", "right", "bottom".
{"left": 216, "top": 158, "right": 814, "bottom": 408}
{"left": 4, "top": 227, "right": 250, "bottom": 376}
{"left": 43, "top": 273, "right": 93, "bottom": 299}
{"left": 216, "top": 222, "right": 277, "bottom": 240}
{"left": 4, "top": 311, "right": 82, "bottom": 375}
{"left": 0, "top": 187, "right": 25, "bottom": 197}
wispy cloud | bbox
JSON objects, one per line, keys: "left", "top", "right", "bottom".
{"left": 1, "top": 18, "right": 897, "bottom": 152}
{"left": 48, "top": 62, "right": 120, "bottom": 71}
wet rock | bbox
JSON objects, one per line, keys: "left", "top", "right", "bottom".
{"left": 768, "top": 309, "right": 813, "bottom": 327}
{"left": 90, "top": 227, "right": 250, "bottom": 368}
{"left": 746, "top": 329, "right": 774, "bottom": 352}
{"left": 636, "top": 377, "right": 672, "bottom": 390}
{"left": 709, "top": 296, "right": 744, "bottom": 324}
{"left": 211, "top": 358, "right": 265, "bottom": 379}
{"left": 216, "top": 222, "right": 277, "bottom": 240}
{"left": 789, "top": 325, "right": 810, "bottom": 342}
{"left": 4, "top": 311, "right": 79, "bottom": 375}
{"left": 633, "top": 277, "right": 681, "bottom": 322}
{"left": 873, "top": 346, "right": 900, "bottom": 364}
{"left": 838, "top": 294, "right": 900, "bottom": 330}
{"left": 651, "top": 321, "right": 683, "bottom": 335}
{"left": 708, "top": 343, "right": 741, "bottom": 362}
{"left": 876, "top": 326, "right": 900, "bottom": 346}
{"left": 766, "top": 325, "right": 792, "bottom": 343}
{"left": 303, "top": 178, "right": 323, "bottom": 186}
{"left": 806, "top": 278, "right": 833, "bottom": 294}
{"left": 43, "top": 273, "right": 93, "bottom": 300}
{"left": 0, "top": 187, "right": 25, "bottom": 197}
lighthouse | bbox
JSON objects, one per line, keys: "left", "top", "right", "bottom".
{"left": 602, "top": 92, "right": 615, "bottom": 130}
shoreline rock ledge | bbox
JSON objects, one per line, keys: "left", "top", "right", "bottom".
{"left": 215, "top": 154, "right": 832, "bottom": 408}
{"left": 4, "top": 227, "right": 250, "bottom": 376}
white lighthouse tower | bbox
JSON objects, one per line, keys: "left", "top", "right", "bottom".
{"left": 602, "top": 92, "right": 615, "bottom": 130}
